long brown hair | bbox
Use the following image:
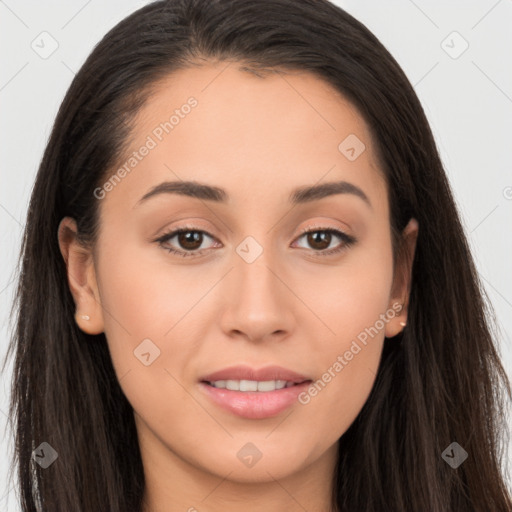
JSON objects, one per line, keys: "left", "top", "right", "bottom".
{"left": 4, "top": 0, "right": 511, "bottom": 510}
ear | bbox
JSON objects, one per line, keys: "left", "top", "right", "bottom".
{"left": 385, "top": 217, "right": 419, "bottom": 338}
{"left": 57, "top": 217, "right": 104, "bottom": 334}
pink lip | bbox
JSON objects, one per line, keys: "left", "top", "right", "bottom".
{"left": 199, "top": 365, "right": 312, "bottom": 420}
{"left": 200, "top": 364, "right": 310, "bottom": 383}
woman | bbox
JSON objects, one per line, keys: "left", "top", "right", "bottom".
{"left": 4, "top": 0, "right": 511, "bottom": 510}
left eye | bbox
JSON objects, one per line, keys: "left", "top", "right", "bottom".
{"left": 293, "top": 228, "right": 355, "bottom": 255}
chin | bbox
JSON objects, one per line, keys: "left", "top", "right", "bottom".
{"left": 189, "top": 439, "right": 320, "bottom": 484}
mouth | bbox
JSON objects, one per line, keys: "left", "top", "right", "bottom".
{"left": 203, "top": 379, "right": 307, "bottom": 391}
{"left": 198, "top": 365, "right": 313, "bottom": 419}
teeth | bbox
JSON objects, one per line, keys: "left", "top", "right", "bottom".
{"left": 226, "top": 380, "right": 238, "bottom": 390}
{"left": 257, "top": 380, "right": 277, "bottom": 392}
{"left": 240, "top": 380, "right": 258, "bottom": 391}
{"left": 209, "top": 379, "right": 291, "bottom": 391}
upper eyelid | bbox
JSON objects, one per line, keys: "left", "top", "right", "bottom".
{"left": 297, "top": 225, "right": 348, "bottom": 235}
{"left": 155, "top": 227, "right": 215, "bottom": 245}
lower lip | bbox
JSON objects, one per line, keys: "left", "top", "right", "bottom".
{"left": 199, "top": 381, "right": 311, "bottom": 419}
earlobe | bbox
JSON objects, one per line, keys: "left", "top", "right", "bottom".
{"left": 385, "top": 218, "right": 419, "bottom": 338}
{"left": 57, "top": 217, "right": 105, "bottom": 335}
{"left": 384, "top": 301, "right": 407, "bottom": 338}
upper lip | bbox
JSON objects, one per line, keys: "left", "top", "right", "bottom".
{"left": 200, "top": 365, "right": 311, "bottom": 384}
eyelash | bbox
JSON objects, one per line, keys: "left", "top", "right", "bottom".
{"left": 155, "top": 225, "right": 357, "bottom": 258}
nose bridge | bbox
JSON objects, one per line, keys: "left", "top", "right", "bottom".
{"left": 219, "top": 234, "right": 294, "bottom": 341}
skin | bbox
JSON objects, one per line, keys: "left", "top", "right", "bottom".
{"left": 58, "top": 61, "right": 418, "bottom": 512}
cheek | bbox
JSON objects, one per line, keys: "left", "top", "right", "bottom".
{"left": 302, "top": 232, "right": 394, "bottom": 344}
{"left": 93, "top": 240, "right": 214, "bottom": 384}
{"left": 295, "top": 236, "right": 394, "bottom": 432}
{"left": 93, "top": 245, "right": 209, "bottom": 430}
{"left": 96, "top": 238, "right": 213, "bottom": 335}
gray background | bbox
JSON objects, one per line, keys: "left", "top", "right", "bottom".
{"left": 1, "top": 0, "right": 511, "bottom": 509}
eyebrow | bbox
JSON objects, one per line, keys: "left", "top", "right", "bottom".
{"left": 135, "top": 179, "right": 372, "bottom": 209}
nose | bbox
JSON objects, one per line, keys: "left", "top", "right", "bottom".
{"left": 218, "top": 250, "right": 296, "bottom": 344}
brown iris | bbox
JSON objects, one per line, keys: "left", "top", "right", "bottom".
{"left": 306, "top": 231, "right": 331, "bottom": 250}
{"left": 177, "top": 231, "right": 203, "bottom": 250}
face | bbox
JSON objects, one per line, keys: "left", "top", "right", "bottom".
{"left": 59, "top": 61, "right": 417, "bottom": 491}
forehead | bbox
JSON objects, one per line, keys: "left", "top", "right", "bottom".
{"left": 99, "top": 61, "right": 387, "bottom": 216}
